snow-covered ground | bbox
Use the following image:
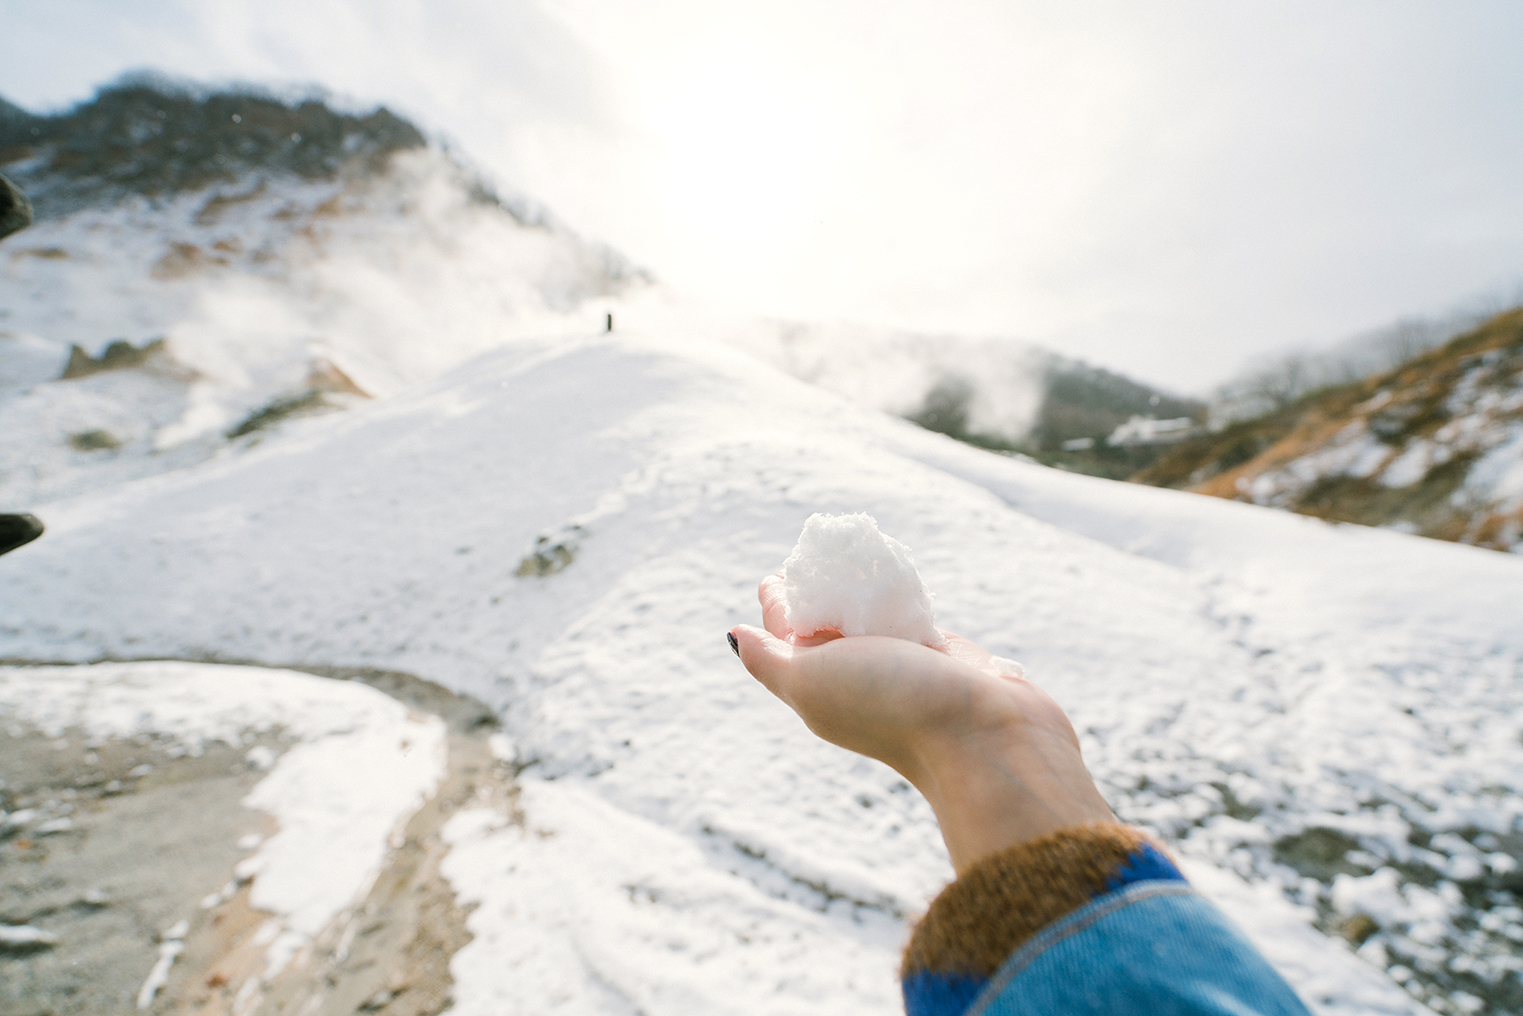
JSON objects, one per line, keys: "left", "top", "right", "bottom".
{"left": 4, "top": 326, "right": 1521, "bottom": 1015}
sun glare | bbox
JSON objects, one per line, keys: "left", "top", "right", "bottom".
{"left": 643, "top": 44, "right": 836, "bottom": 290}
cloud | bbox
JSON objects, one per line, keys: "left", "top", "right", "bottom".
{"left": 3, "top": 0, "right": 1523, "bottom": 390}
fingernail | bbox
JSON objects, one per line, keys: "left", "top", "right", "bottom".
{"left": 726, "top": 631, "right": 739, "bottom": 657}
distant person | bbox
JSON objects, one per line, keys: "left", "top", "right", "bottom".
{"left": 0, "top": 172, "right": 46, "bottom": 557}
{"left": 729, "top": 574, "right": 1312, "bottom": 1015}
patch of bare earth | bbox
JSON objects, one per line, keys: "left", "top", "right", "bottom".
{"left": 0, "top": 729, "right": 276, "bottom": 1016}
{"left": 0, "top": 664, "right": 518, "bottom": 1016}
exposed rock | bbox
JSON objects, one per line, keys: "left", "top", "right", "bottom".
{"left": 1137, "top": 308, "right": 1523, "bottom": 551}
{"left": 69, "top": 430, "right": 121, "bottom": 452}
{"left": 1336, "top": 913, "right": 1379, "bottom": 947}
{"left": 0, "top": 173, "right": 31, "bottom": 239}
{"left": 60, "top": 338, "right": 170, "bottom": 379}
{"left": 0, "top": 514, "right": 44, "bottom": 556}
{"left": 307, "top": 358, "right": 370, "bottom": 398}
{"left": 0, "top": 78, "right": 426, "bottom": 215}
{"left": 516, "top": 533, "right": 578, "bottom": 577}
{"left": 150, "top": 241, "right": 232, "bottom": 280}
{"left": 226, "top": 391, "right": 335, "bottom": 439}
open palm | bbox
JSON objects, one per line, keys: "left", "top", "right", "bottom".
{"left": 731, "top": 575, "right": 1114, "bottom": 871}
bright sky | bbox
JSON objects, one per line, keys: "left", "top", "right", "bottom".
{"left": 3, "top": 0, "right": 1522, "bottom": 391}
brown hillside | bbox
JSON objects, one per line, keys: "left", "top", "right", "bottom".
{"left": 1135, "top": 308, "right": 1523, "bottom": 551}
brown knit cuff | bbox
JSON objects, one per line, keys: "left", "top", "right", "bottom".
{"left": 901, "top": 823, "right": 1174, "bottom": 979}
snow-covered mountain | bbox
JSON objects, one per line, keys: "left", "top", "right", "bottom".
{"left": 0, "top": 79, "right": 647, "bottom": 509}
{"left": 0, "top": 79, "right": 1213, "bottom": 516}
{"left": 1140, "top": 309, "right": 1523, "bottom": 553}
{"left": 3, "top": 79, "right": 1523, "bottom": 1016}
{"left": 681, "top": 314, "right": 1205, "bottom": 463}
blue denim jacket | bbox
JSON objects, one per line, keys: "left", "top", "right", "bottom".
{"left": 901, "top": 825, "right": 1312, "bottom": 1016}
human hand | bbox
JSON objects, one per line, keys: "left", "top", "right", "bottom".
{"left": 730, "top": 575, "right": 1114, "bottom": 873}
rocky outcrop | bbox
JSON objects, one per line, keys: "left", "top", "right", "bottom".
{"left": 0, "top": 173, "right": 32, "bottom": 239}
{"left": 59, "top": 337, "right": 171, "bottom": 379}
{"left": 0, "top": 78, "right": 426, "bottom": 215}
{"left": 1137, "top": 309, "right": 1523, "bottom": 552}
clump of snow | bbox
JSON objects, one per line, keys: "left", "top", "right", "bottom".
{"left": 781, "top": 512, "right": 944, "bottom": 646}
{"left": 136, "top": 919, "right": 189, "bottom": 1010}
{"left": 1379, "top": 437, "right": 1450, "bottom": 489}
{"left": 1463, "top": 424, "right": 1523, "bottom": 504}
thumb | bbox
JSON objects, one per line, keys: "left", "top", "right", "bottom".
{"left": 729, "top": 624, "right": 799, "bottom": 702}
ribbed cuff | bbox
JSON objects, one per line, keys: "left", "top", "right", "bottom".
{"left": 902, "top": 823, "right": 1185, "bottom": 1000}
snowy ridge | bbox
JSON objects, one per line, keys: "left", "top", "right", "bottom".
{"left": 4, "top": 329, "right": 1520, "bottom": 1013}
{"left": 596, "top": 301, "right": 1207, "bottom": 461}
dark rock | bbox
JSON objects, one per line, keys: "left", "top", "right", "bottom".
{"left": 1336, "top": 912, "right": 1379, "bottom": 946}
{"left": 69, "top": 430, "right": 121, "bottom": 452}
{"left": 516, "top": 536, "right": 577, "bottom": 578}
{"left": 0, "top": 173, "right": 32, "bottom": 240}
{"left": 226, "top": 391, "right": 332, "bottom": 438}
{"left": 1272, "top": 827, "right": 1366, "bottom": 881}
{"left": 0, "top": 95, "right": 39, "bottom": 136}
{"left": 0, "top": 514, "right": 44, "bottom": 557}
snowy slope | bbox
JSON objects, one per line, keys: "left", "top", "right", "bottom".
{"left": 0, "top": 142, "right": 646, "bottom": 510}
{"left": 0, "top": 81, "right": 1208, "bottom": 524}
{"left": 4, "top": 329, "right": 1521, "bottom": 1014}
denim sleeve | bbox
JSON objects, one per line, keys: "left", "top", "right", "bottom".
{"left": 900, "top": 823, "right": 1313, "bottom": 1016}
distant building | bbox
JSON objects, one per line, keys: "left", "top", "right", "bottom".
{"left": 1061, "top": 437, "right": 1096, "bottom": 451}
{"left": 1106, "top": 415, "right": 1196, "bottom": 447}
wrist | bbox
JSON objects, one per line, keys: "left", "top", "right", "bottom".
{"left": 908, "top": 721, "right": 1116, "bottom": 874}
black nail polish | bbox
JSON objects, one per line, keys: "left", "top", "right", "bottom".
{"left": 0, "top": 513, "right": 44, "bottom": 557}
{"left": 726, "top": 631, "right": 739, "bottom": 657}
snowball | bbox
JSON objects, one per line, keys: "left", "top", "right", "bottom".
{"left": 781, "top": 513, "right": 944, "bottom": 646}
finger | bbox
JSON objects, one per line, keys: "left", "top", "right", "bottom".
{"left": 937, "top": 631, "right": 992, "bottom": 667}
{"left": 934, "top": 631, "right": 1029, "bottom": 682}
{"left": 730, "top": 623, "right": 799, "bottom": 702}
{"left": 758, "top": 575, "right": 793, "bottom": 640}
